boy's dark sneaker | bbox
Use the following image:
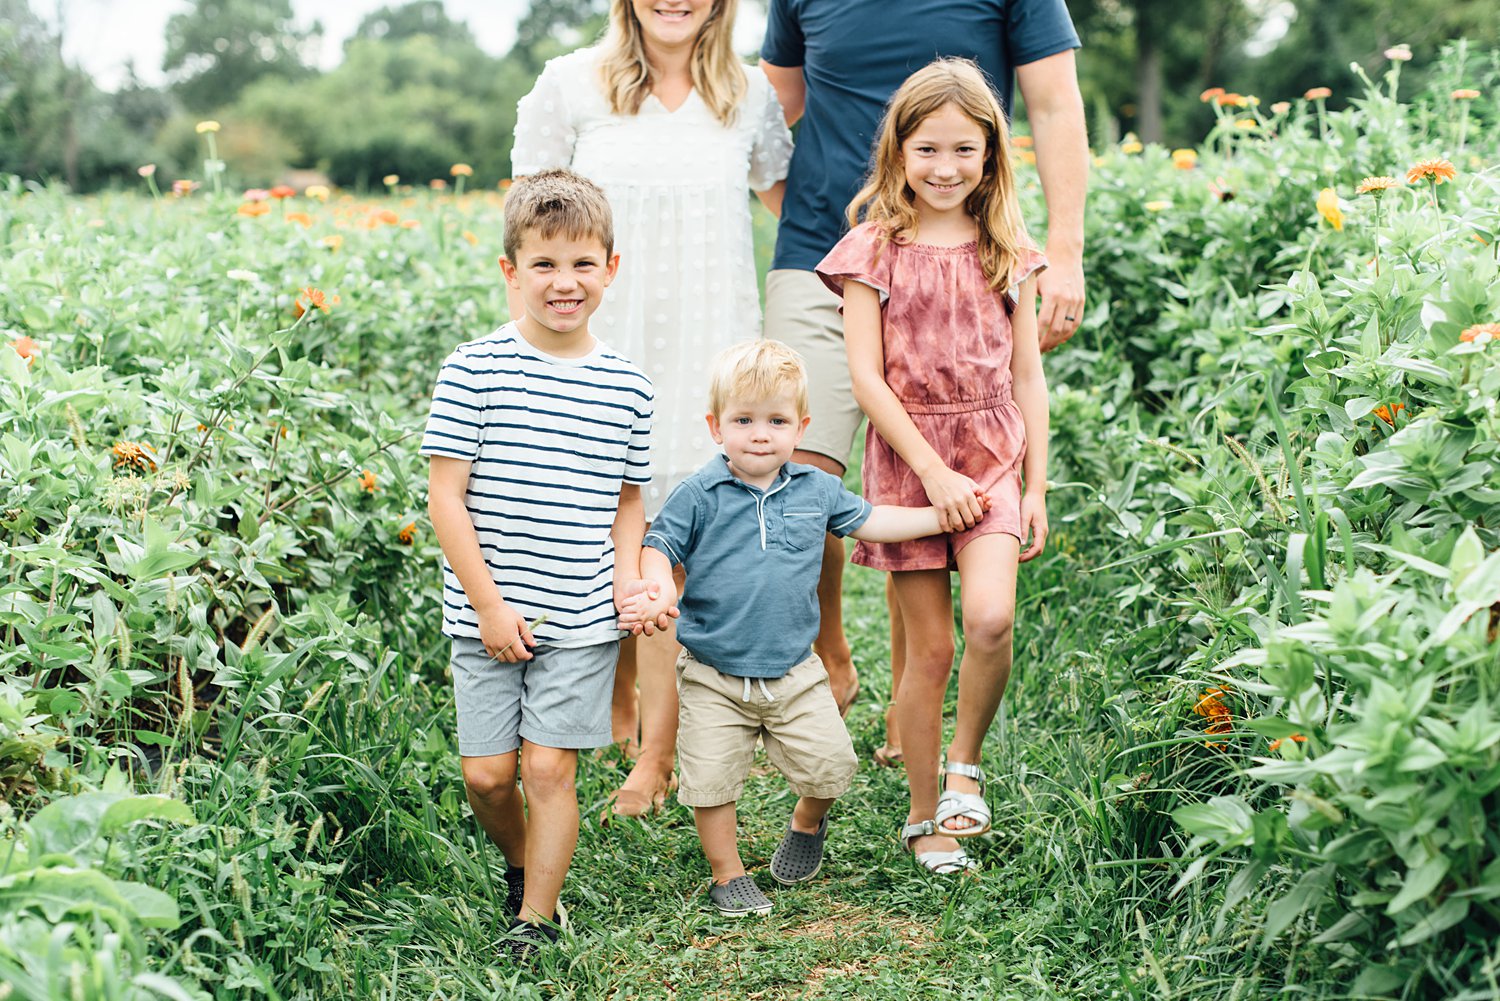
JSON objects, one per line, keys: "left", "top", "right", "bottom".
{"left": 770, "top": 815, "right": 828, "bottom": 885}
{"left": 502, "top": 866, "right": 526, "bottom": 919}
{"left": 502, "top": 917, "right": 560, "bottom": 960}
{"left": 707, "top": 875, "right": 773, "bottom": 916}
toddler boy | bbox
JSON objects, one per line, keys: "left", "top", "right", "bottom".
{"left": 619, "top": 340, "right": 977, "bottom": 914}
{"left": 422, "top": 168, "right": 661, "bottom": 953}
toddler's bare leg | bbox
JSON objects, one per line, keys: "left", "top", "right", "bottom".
{"left": 790, "top": 795, "right": 836, "bottom": 834}
{"left": 695, "top": 802, "right": 747, "bottom": 884}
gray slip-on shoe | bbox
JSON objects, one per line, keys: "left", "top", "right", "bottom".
{"left": 708, "top": 875, "right": 773, "bottom": 916}
{"left": 771, "top": 814, "right": 828, "bottom": 885}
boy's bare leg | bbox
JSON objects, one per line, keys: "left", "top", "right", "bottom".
{"left": 460, "top": 752, "right": 525, "bottom": 865}
{"left": 695, "top": 802, "right": 747, "bottom": 883}
{"left": 611, "top": 637, "right": 641, "bottom": 755}
{"left": 792, "top": 448, "right": 858, "bottom": 714}
{"left": 613, "top": 562, "right": 686, "bottom": 815}
{"left": 517, "top": 742, "right": 580, "bottom": 924}
{"left": 790, "top": 795, "right": 836, "bottom": 834}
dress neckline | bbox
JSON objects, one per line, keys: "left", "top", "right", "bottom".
{"left": 903, "top": 239, "right": 978, "bottom": 255}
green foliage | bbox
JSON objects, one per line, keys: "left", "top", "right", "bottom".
{"left": 163, "top": 0, "right": 318, "bottom": 114}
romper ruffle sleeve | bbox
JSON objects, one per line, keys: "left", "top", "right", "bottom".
{"left": 814, "top": 221, "right": 894, "bottom": 303}
{"left": 1005, "top": 241, "right": 1049, "bottom": 306}
{"left": 511, "top": 56, "right": 578, "bottom": 175}
{"left": 747, "top": 71, "right": 794, "bottom": 193}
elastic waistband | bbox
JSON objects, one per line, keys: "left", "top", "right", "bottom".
{"left": 900, "top": 389, "right": 1013, "bottom": 415}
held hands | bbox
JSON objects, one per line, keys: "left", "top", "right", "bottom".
{"left": 478, "top": 602, "right": 537, "bottom": 663}
{"left": 921, "top": 466, "right": 991, "bottom": 533}
{"left": 1019, "top": 491, "right": 1049, "bottom": 562}
{"left": 615, "top": 578, "right": 679, "bottom": 636}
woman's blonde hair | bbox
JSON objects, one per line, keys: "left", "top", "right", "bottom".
{"left": 598, "top": 1, "right": 746, "bottom": 127}
{"left": 847, "top": 58, "right": 1029, "bottom": 295}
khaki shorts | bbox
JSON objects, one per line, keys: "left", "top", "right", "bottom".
{"left": 675, "top": 650, "right": 858, "bottom": 808}
{"left": 763, "top": 269, "right": 864, "bottom": 470}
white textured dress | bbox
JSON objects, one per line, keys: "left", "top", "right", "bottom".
{"left": 512, "top": 46, "right": 794, "bottom": 516}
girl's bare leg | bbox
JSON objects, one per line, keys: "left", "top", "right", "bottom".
{"left": 942, "top": 533, "right": 1020, "bottom": 831}
{"left": 889, "top": 568, "right": 959, "bottom": 858}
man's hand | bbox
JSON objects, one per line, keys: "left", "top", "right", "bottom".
{"left": 1037, "top": 251, "right": 1085, "bottom": 353}
{"left": 479, "top": 602, "right": 536, "bottom": 663}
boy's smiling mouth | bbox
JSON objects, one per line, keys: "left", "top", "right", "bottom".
{"left": 548, "top": 298, "right": 584, "bottom": 313}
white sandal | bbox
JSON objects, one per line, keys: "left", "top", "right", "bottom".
{"left": 900, "top": 819, "right": 976, "bottom": 874}
{"left": 934, "top": 761, "right": 991, "bottom": 838}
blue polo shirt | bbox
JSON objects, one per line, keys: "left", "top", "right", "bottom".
{"left": 644, "top": 456, "right": 872, "bottom": 677}
{"left": 761, "top": 0, "right": 1081, "bottom": 272}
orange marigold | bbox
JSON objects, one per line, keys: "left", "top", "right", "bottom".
{"left": 10, "top": 335, "right": 38, "bottom": 365}
{"left": 1459, "top": 323, "right": 1499, "bottom": 344}
{"left": 1356, "top": 175, "right": 1399, "bottom": 194}
{"left": 1303, "top": 86, "right": 1332, "bottom": 100}
{"left": 1200, "top": 87, "right": 1225, "bottom": 103}
{"left": 1406, "top": 158, "right": 1457, "bottom": 184}
{"left": 112, "top": 440, "right": 158, "bottom": 472}
{"left": 397, "top": 521, "right": 417, "bottom": 545}
{"left": 358, "top": 469, "right": 377, "bottom": 493}
{"left": 1373, "top": 402, "right": 1406, "bottom": 426}
{"left": 1268, "top": 734, "right": 1308, "bottom": 751}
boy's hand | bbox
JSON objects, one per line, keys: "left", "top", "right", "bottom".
{"left": 479, "top": 602, "right": 536, "bottom": 663}
{"left": 615, "top": 581, "right": 678, "bottom": 636}
{"left": 1019, "top": 491, "right": 1048, "bottom": 562}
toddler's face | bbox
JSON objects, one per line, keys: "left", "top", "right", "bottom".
{"left": 500, "top": 231, "right": 619, "bottom": 339}
{"left": 708, "top": 393, "right": 809, "bottom": 486}
{"left": 902, "top": 102, "right": 987, "bottom": 216}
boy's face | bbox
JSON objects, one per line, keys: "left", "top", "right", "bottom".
{"left": 500, "top": 231, "right": 619, "bottom": 342}
{"left": 707, "top": 392, "right": 810, "bottom": 486}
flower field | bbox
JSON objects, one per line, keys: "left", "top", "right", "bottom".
{"left": 3, "top": 46, "right": 1499, "bottom": 1000}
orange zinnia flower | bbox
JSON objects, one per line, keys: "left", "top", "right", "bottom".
{"left": 321, "top": 234, "right": 344, "bottom": 251}
{"left": 1171, "top": 148, "right": 1198, "bottom": 169}
{"left": 429, "top": 178, "right": 448, "bottom": 191}
{"left": 237, "top": 201, "right": 270, "bottom": 217}
{"left": 1270, "top": 101, "right": 1291, "bottom": 115}
{"left": 1459, "top": 323, "right": 1499, "bottom": 344}
{"left": 1451, "top": 89, "right": 1480, "bottom": 100}
{"left": 270, "top": 185, "right": 295, "bottom": 199}
{"left": 358, "top": 469, "right": 377, "bottom": 493}
{"left": 1200, "top": 87, "right": 1225, "bottom": 103}
{"left": 498, "top": 179, "right": 513, "bottom": 191}
{"left": 1406, "top": 158, "right": 1457, "bottom": 184}
{"left": 451, "top": 163, "right": 474, "bottom": 177}
{"left": 1356, "top": 175, "right": 1399, "bottom": 194}
{"left": 1215, "top": 92, "right": 1249, "bottom": 107}
{"left": 1010, "top": 135, "right": 1034, "bottom": 149}
{"left": 285, "top": 211, "right": 312, "bottom": 227}
{"left": 172, "top": 179, "right": 198, "bottom": 196}
{"left": 462, "top": 230, "right": 479, "bottom": 246}
{"left": 1267, "top": 734, "right": 1308, "bottom": 751}
{"left": 112, "top": 440, "right": 158, "bottom": 472}
{"left": 297, "top": 286, "right": 331, "bottom": 314}
{"left": 397, "top": 521, "right": 417, "bottom": 545}
{"left": 1373, "top": 402, "right": 1405, "bottom": 426}
{"left": 1303, "top": 86, "right": 1332, "bottom": 100}
{"left": 376, "top": 208, "right": 400, "bottom": 226}
{"left": 10, "top": 335, "right": 38, "bottom": 365}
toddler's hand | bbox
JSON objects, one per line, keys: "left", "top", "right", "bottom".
{"left": 615, "top": 581, "right": 678, "bottom": 636}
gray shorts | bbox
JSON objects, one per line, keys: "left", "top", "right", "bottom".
{"left": 449, "top": 637, "right": 619, "bottom": 756}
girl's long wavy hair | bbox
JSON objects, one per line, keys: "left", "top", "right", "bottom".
{"left": 598, "top": 0, "right": 746, "bottom": 127}
{"left": 847, "top": 58, "right": 1029, "bottom": 295}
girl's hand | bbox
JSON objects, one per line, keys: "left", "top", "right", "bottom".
{"left": 479, "top": 603, "right": 535, "bottom": 663}
{"left": 1019, "top": 492, "right": 1048, "bottom": 562}
{"left": 920, "top": 466, "right": 987, "bottom": 532}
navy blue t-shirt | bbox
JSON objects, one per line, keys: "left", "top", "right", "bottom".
{"left": 760, "top": 0, "right": 1080, "bottom": 273}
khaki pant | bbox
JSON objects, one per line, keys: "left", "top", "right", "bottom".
{"left": 763, "top": 269, "right": 864, "bottom": 468}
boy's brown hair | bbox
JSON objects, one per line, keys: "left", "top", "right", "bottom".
{"left": 503, "top": 168, "right": 614, "bottom": 261}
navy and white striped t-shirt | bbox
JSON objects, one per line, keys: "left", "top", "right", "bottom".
{"left": 419, "top": 324, "right": 653, "bottom": 646}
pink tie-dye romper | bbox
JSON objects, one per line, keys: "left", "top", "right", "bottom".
{"left": 816, "top": 221, "right": 1047, "bottom": 571}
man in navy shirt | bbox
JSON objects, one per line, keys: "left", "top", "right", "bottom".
{"left": 759, "top": 0, "right": 1088, "bottom": 753}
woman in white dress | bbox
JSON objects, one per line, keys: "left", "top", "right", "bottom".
{"left": 512, "top": 0, "right": 792, "bottom": 816}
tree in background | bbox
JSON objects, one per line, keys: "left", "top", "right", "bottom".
{"left": 164, "top": 0, "right": 320, "bottom": 113}
{"left": 349, "top": 0, "right": 479, "bottom": 48}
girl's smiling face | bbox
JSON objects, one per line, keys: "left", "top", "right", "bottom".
{"left": 902, "top": 102, "right": 987, "bottom": 218}
{"left": 631, "top": 0, "right": 715, "bottom": 50}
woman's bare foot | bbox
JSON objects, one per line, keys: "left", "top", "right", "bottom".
{"left": 608, "top": 757, "right": 675, "bottom": 817}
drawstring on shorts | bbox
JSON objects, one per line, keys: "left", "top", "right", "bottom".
{"left": 741, "top": 676, "right": 776, "bottom": 703}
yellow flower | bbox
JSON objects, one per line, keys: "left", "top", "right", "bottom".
{"left": 1120, "top": 140, "right": 1143, "bottom": 155}
{"left": 383, "top": 174, "right": 399, "bottom": 186}
{"left": 320, "top": 234, "right": 344, "bottom": 251}
{"left": 112, "top": 440, "right": 158, "bottom": 472}
{"left": 1216, "top": 93, "right": 1249, "bottom": 108}
{"left": 1144, "top": 200, "right": 1171, "bottom": 212}
{"left": 1171, "top": 148, "right": 1197, "bottom": 169}
{"left": 1406, "top": 158, "right": 1457, "bottom": 184}
{"left": 1017, "top": 150, "right": 1036, "bottom": 165}
{"left": 1235, "top": 118, "right": 1258, "bottom": 130}
{"left": 195, "top": 120, "right": 221, "bottom": 134}
{"left": 1356, "top": 175, "right": 1399, "bottom": 195}
{"left": 451, "top": 163, "right": 474, "bottom": 177}
{"left": 462, "top": 230, "right": 479, "bottom": 246}
{"left": 304, "top": 184, "right": 331, "bottom": 201}
{"left": 1270, "top": 101, "right": 1291, "bottom": 115}
{"left": 1316, "top": 188, "right": 1344, "bottom": 230}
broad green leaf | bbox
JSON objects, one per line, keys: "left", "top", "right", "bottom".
{"left": 113, "top": 880, "right": 183, "bottom": 930}
{"left": 1262, "top": 863, "right": 1334, "bottom": 945}
{"left": 1387, "top": 854, "right": 1449, "bottom": 915}
{"left": 100, "top": 795, "right": 196, "bottom": 834}
{"left": 1395, "top": 896, "right": 1469, "bottom": 946}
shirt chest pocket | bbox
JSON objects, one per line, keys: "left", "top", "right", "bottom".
{"left": 782, "top": 511, "right": 824, "bottom": 550}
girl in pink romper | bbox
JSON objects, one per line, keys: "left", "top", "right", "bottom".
{"left": 815, "top": 59, "right": 1051, "bottom": 875}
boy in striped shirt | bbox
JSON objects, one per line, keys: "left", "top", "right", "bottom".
{"left": 422, "top": 169, "right": 663, "bottom": 955}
